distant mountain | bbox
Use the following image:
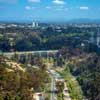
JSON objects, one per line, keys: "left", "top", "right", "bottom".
{"left": 67, "top": 18, "right": 100, "bottom": 24}
{"left": 0, "top": 18, "right": 100, "bottom": 24}
{"left": 44, "top": 18, "right": 100, "bottom": 24}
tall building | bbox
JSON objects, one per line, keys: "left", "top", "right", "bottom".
{"left": 96, "top": 28, "right": 100, "bottom": 47}
{"left": 32, "top": 22, "right": 38, "bottom": 28}
{"left": 32, "top": 22, "right": 35, "bottom": 27}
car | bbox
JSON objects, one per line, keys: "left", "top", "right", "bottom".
{"left": 64, "top": 89, "right": 69, "bottom": 93}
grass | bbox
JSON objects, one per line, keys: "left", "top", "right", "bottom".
{"left": 57, "top": 92, "right": 64, "bottom": 100}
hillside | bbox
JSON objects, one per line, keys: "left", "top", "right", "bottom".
{"left": 0, "top": 56, "right": 49, "bottom": 100}
{"left": 0, "top": 56, "right": 25, "bottom": 72}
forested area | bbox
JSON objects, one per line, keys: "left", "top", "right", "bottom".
{"left": 0, "top": 26, "right": 98, "bottom": 52}
{"left": 66, "top": 53, "right": 100, "bottom": 100}
{"left": 0, "top": 56, "right": 49, "bottom": 100}
{"left": 53, "top": 47, "right": 100, "bottom": 100}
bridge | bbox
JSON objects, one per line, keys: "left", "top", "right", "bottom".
{"left": 1, "top": 50, "right": 58, "bottom": 64}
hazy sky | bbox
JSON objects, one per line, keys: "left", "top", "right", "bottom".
{"left": 0, "top": 0, "right": 100, "bottom": 22}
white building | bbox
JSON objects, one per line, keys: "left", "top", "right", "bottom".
{"left": 96, "top": 29, "right": 100, "bottom": 47}
{"left": 32, "top": 22, "right": 38, "bottom": 28}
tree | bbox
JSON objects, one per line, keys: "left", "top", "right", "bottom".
{"left": 56, "top": 81, "right": 64, "bottom": 100}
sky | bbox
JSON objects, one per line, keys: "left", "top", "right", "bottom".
{"left": 0, "top": 0, "right": 100, "bottom": 22}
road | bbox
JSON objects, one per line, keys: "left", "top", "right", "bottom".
{"left": 51, "top": 76, "right": 57, "bottom": 100}
{"left": 48, "top": 69, "right": 57, "bottom": 100}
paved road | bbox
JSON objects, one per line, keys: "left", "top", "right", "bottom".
{"left": 51, "top": 76, "right": 56, "bottom": 100}
{"left": 48, "top": 69, "right": 57, "bottom": 100}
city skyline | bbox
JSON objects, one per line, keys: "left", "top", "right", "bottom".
{"left": 0, "top": 0, "right": 100, "bottom": 22}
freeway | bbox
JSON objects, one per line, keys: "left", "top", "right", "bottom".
{"left": 48, "top": 69, "right": 57, "bottom": 100}
{"left": 51, "top": 76, "right": 57, "bottom": 100}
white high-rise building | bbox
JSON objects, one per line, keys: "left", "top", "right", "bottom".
{"left": 96, "top": 29, "right": 100, "bottom": 47}
{"left": 32, "top": 22, "right": 35, "bottom": 27}
{"left": 32, "top": 22, "right": 38, "bottom": 28}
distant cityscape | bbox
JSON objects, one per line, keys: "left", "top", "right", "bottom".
{"left": 0, "top": 21, "right": 100, "bottom": 51}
